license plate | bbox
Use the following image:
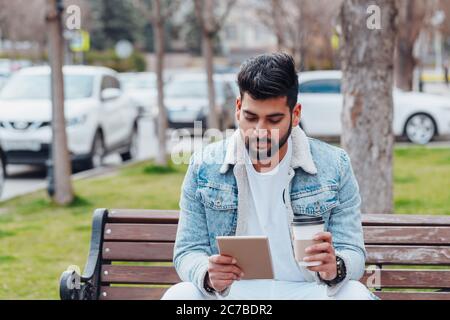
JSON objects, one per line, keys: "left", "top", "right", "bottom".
{"left": 2, "top": 140, "right": 41, "bottom": 152}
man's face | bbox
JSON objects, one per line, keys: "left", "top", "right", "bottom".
{"left": 235, "top": 93, "right": 301, "bottom": 162}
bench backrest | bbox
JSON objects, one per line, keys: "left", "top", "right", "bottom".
{"left": 92, "top": 209, "right": 450, "bottom": 300}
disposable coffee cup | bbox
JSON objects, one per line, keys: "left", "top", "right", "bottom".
{"left": 292, "top": 215, "right": 325, "bottom": 267}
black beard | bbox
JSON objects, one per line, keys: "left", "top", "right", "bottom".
{"left": 245, "top": 121, "right": 293, "bottom": 162}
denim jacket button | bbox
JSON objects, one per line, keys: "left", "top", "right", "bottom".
{"left": 215, "top": 200, "right": 221, "bottom": 206}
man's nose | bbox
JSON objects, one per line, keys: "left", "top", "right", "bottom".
{"left": 254, "top": 127, "right": 269, "bottom": 140}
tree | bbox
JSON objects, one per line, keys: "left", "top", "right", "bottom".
{"left": 46, "top": 0, "right": 74, "bottom": 205}
{"left": 255, "top": 0, "right": 342, "bottom": 70}
{"left": 89, "top": 0, "right": 147, "bottom": 50}
{"left": 339, "top": 0, "right": 398, "bottom": 214}
{"left": 394, "top": 0, "right": 434, "bottom": 91}
{"left": 194, "top": 0, "right": 236, "bottom": 130}
{"left": 134, "top": 0, "right": 180, "bottom": 166}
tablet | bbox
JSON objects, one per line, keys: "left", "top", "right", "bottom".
{"left": 216, "top": 236, "right": 274, "bottom": 280}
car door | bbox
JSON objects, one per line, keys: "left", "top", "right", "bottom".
{"left": 298, "top": 79, "right": 343, "bottom": 136}
{"left": 99, "top": 75, "right": 127, "bottom": 150}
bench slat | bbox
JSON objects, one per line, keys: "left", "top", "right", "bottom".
{"left": 374, "top": 291, "right": 450, "bottom": 300}
{"left": 102, "top": 242, "right": 174, "bottom": 261}
{"left": 106, "top": 210, "right": 450, "bottom": 227}
{"left": 104, "top": 224, "right": 177, "bottom": 242}
{"left": 366, "top": 246, "right": 450, "bottom": 265}
{"left": 101, "top": 265, "right": 180, "bottom": 284}
{"left": 98, "top": 287, "right": 450, "bottom": 300}
{"left": 363, "top": 226, "right": 450, "bottom": 245}
{"left": 361, "top": 269, "right": 450, "bottom": 289}
{"left": 107, "top": 209, "right": 179, "bottom": 224}
{"left": 361, "top": 214, "right": 450, "bottom": 226}
{"left": 102, "top": 224, "right": 450, "bottom": 245}
{"left": 99, "top": 286, "right": 167, "bottom": 300}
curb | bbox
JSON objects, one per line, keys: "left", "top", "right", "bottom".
{"left": 0, "top": 157, "right": 153, "bottom": 203}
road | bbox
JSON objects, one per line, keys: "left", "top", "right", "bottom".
{"left": 1, "top": 116, "right": 449, "bottom": 201}
{"left": 0, "top": 116, "right": 203, "bottom": 201}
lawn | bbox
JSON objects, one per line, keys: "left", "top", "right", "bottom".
{"left": 0, "top": 146, "right": 449, "bottom": 299}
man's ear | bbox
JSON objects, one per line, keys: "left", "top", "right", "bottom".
{"left": 236, "top": 96, "right": 242, "bottom": 121}
{"left": 292, "top": 103, "right": 302, "bottom": 127}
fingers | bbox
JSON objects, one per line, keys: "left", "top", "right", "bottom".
{"left": 306, "top": 265, "right": 328, "bottom": 272}
{"left": 303, "top": 252, "right": 331, "bottom": 263}
{"left": 305, "top": 241, "right": 333, "bottom": 254}
{"left": 208, "top": 264, "right": 243, "bottom": 278}
{"left": 209, "top": 254, "right": 237, "bottom": 265}
{"left": 207, "top": 255, "right": 244, "bottom": 292}
{"left": 313, "top": 232, "right": 332, "bottom": 242}
{"left": 209, "top": 272, "right": 241, "bottom": 281}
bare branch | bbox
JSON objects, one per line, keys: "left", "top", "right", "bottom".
{"left": 210, "top": 0, "right": 237, "bottom": 35}
{"left": 194, "top": 0, "right": 205, "bottom": 31}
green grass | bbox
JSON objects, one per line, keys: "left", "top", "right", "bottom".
{"left": 0, "top": 146, "right": 449, "bottom": 299}
{"left": 393, "top": 147, "right": 450, "bottom": 214}
{"left": 0, "top": 162, "right": 187, "bottom": 300}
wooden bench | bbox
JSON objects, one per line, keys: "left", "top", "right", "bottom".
{"left": 59, "top": 208, "right": 450, "bottom": 300}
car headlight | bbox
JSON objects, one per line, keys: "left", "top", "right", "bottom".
{"left": 66, "top": 114, "right": 88, "bottom": 127}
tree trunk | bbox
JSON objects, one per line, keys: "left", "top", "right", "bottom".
{"left": 271, "top": 0, "right": 285, "bottom": 51}
{"left": 153, "top": 0, "right": 168, "bottom": 166}
{"left": 395, "top": 40, "right": 416, "bottom": 91}
{"left": 394, "top": 0, "right": 426, "bottom": 91}
{"left": 203, "top": 0, "right": 219, "bottom": 130}
{"left": 46, "top": 0, "right": 74, "bottom": 205}
{"left": 340, "top": 0, "right": 397, "bottom": 214}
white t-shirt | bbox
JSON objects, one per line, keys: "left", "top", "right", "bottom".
{"left": 244, "top": 137, "right": 304, "bottom": 281}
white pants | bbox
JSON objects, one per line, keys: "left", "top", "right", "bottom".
{"left": 161, "top": 279, "right": 376, "bottom": 300}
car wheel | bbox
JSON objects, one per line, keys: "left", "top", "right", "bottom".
{"left": 120, "top": 126, "right": 138, "bottom": 162}
{"left": 85, "top": 131, "right": 105, "bottom": 170}
{"left": 404, "top": 113, "right": 436, "bottom": 145}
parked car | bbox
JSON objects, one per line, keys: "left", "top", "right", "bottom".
{"left": 164, "top": 73, "right": 238, "bottom": 130}
{"left": 0, "top": 65, "right": 140, "bottom": 171}
{"left": 119, "top": 72, "right": 159, "bottom": 117}
{"left": 298, "top": 71, "right": 450, "bottom": 144}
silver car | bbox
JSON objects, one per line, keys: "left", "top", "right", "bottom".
{"left": 165, "top": 73, "right": 238, "bottom": 131}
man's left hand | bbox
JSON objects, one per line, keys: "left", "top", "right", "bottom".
{"left": 303, "top": 231, "right": 337, "bottom": 281}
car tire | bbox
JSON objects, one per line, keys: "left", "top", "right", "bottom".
{"left": 404, "top": 113, "right": 437, "bottom": 145}
{"left": 83, "top": 131, "right": 105, "bottom": 170}
{"left": 120, "top": 125, "right": 138, "bottom": 162}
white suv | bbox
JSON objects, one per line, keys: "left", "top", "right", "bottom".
{"left": 0, "top": 66, "right": 140, "bottom": 171}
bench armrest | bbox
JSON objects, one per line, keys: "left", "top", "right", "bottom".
{"left": 59, "top": 209, "right": 108, "bottom": 300}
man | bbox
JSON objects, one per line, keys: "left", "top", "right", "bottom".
{"left": 162, "top": 53, "right": 377, "bottom": 300}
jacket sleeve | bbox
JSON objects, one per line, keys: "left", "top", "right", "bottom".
{"left": 173, "top": 153, "right": 230, "bottom": 298}
{"left": 322, "top": 149, "right": 367, "bottom": 296}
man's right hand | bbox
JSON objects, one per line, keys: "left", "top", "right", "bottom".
{"left": 206, "top": 255, "right": 244, "bottom": 292}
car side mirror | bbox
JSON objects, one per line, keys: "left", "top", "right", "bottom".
{"left": 101, "top": 88, "right": 121, "bottom": 101}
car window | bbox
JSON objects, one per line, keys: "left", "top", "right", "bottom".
{"left": 119, "top": 74, "right": 156, "bottom": 90}
{"left": 299, "top": 79, "right": 341, "bottom": 94}
{"left": 0, "top": 74, "right": 94, "bottom": 100}
{"left": 165, "top": 79, "right": 224, "bottom": 99}
{"left": 101, "top": 75, "right": 121, "bottom": 91}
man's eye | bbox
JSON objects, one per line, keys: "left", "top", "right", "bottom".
{"left": 268, "top": 118, "right": 282, "bottom": 124}
{"left": 245, "top": 116, "right": 257, "bottom": 122}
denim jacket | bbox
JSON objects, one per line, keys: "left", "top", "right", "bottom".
{"left": 173, "top": 126, "right": 367, "bottom": 298}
